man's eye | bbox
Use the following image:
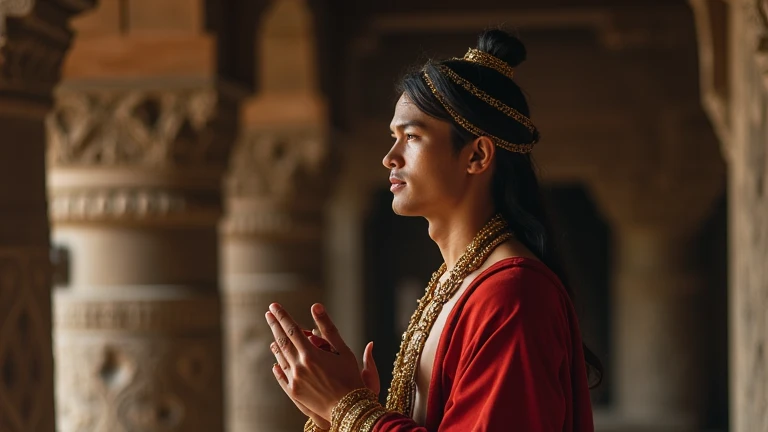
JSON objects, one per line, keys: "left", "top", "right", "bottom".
{"left": 406, "top": 134, "right": 417, "bottom": 141}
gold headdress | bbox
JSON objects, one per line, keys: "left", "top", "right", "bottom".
{"left": 422, "top": 50, "right": 538, "bottom": 154}
{"left": 458, "top": 47, "right": 516, "bottom": 80}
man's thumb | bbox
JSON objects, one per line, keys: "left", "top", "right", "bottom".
{"left": 362, "top": 341, "right": 380, "bottom": 396}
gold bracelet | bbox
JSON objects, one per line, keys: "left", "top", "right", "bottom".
{"left": 338, "top": 398, "right": 373, "bottom": 432}
{"left": 350, "top": 404, "right": 381, "bottom": 431}
{"left": 330, "top": 388, "right": 377, "bottom": 431}
{"left": 359, "top": 407, "right": 388, "bottom": 432}
{"left": 334, "top": 397, "right": 388, "bottom": 432}
{"left": 304, "top": 418, "right": 328, "bottom": 432}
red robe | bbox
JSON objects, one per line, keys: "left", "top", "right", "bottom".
{"left": 374, "top": 257, "right": 594, "bottom": 432}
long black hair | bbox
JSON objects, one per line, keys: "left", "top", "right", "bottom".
{"left": 398, "top": 29, "right": 603, "bottom": 387}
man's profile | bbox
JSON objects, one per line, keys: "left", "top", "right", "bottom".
{"left": 264, "top": 28, "right": 601, "bottom": 432}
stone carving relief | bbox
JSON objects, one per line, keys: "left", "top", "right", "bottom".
{"left": 227, "top": 127, "right": 331, "bottom": 200}
{"left": 47, "top": 89, "right": 231, "bottom": 168}
{"left": 54, "top": 296, "right": 221, "bottom": 333}
{"left": 55, "top": 336, "right": 221, "bottom": 432}
{"left": 0, "top": 0, "right": 96, "bottom": 98}
{"left": 0, "top": 248, "right": 53, "bottom": 432}
{"left": 49, "top": 188, "right": 220, "bottom": 224}
{"left": 55, "top": 294, "right": 223, "bottom": 432}
{"left": 0, "top": 34, "right": 67, "bottom": 93}
{"left": 222, "top": 127, "right": 332, "bottom": 238}
{"left": 47, "top": 87, "right": 238, "bottom": 224}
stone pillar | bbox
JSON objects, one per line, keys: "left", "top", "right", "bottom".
{"left": 46, "top": 2, "right": 241, "bottom": 431}
{"left": 588, "top": 109, "right": 724, "bottom": 430}
{"left": 608, "top": 226, "right": 703, "bottom": 428}
{"left": 0, "top": 1, "right": 93, "bottom": 431}
{"left": 691, "top": 2, "right": 768, "bottom": 431}
{"left": 221, "top": 1, "right": 331, "bottom": 431}
{"left": 726, "top": 3, "right": 768, "bottom": 432}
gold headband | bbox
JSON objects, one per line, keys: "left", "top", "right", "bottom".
{"left": 437, "top": 65, "right": 536, "bottom": 135}
{"left": 422, "top": 70, "right": 536, "bottom": 154}
{"left": 458, "top": 48, "right": 516, "bottom": 80}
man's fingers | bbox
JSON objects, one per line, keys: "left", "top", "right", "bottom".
{"left": 273, "top": 363, "right": 289, "bottom": 385}
{"left": 268, "top": 304, "right": 311, "bottom": 353}
{"left": 308, "top": 334, "right": 339, "bottom": 354}
{"left": 271, "top": 342, "right": 290, "bottom": 372}
{"left": 362, "top": 341, "right": 380, "bottom": 396}
{"left": 311, "top": 303, "right": 350, "bottom": 353}
{"left": 265, "top": 310, "right": 298, "bottom": 362}
{"left": 273, "top": 364, "right": 331, "bottom": 429}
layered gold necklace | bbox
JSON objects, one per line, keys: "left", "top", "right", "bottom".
{"left": 385, "top": 214, "right": 513, "bottom": 416}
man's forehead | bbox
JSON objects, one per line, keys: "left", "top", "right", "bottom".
{"left": 390, "top": 94, "right": 429, "bottom": 129}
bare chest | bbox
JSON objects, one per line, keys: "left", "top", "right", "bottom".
{"left": 410, "top": 275, "right": 475, "bottom": 424}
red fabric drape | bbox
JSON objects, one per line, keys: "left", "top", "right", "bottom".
{"left": 374, "top": 258, "right": 594, "bottom": 432}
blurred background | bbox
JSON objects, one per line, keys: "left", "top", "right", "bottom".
{"left": 0, "top": 0, "right": 764, "bottom": 431}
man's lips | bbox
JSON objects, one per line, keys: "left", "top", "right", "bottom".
{"left": 390, "top": 176, "right": 406, "bottom": 192}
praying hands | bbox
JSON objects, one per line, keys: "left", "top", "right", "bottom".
{"left": 265, "top": 303, "right": 380, "bottom": 429}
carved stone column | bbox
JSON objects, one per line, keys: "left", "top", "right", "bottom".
{"left": 0, "top": 1, "right": 93, "bottom": 431}
{"left": 46, "top": 3, "right": 241, "bottom": 431}
{"left": 588, "top": 108, "right": 724, "bottom": 430}
{"left": 221, "top": 1, "right": 332, "bottom": 431}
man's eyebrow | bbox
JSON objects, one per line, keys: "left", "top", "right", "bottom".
{"left": 389, "top": 120, "right": 428, "bottom": 133}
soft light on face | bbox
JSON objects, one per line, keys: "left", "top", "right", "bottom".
{"left": 383, "top": 94, "right": 467, "bottom": 217}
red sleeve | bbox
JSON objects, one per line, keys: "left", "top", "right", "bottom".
{"left": 374, "top": 267, "right": 572, "bottom": 432}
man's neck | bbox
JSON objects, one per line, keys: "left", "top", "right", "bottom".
{"left": 427, "top": 206, "right": 496, "bottom": 271}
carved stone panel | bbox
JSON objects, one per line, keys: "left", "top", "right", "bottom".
{"left": 47, "top": 85, "right": 240, "bottom": 226}
{"left": 48, "top": 88, "right": 232, "bottom": 169}
{"left": 0, "top": 248, "right": 54, "bottom": 432}
{"left": 54, "top": 291, "right": 224, "bottom": 432}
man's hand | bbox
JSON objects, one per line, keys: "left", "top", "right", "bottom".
{"left": 308, "top": 331, "right": 379, "bottom": 396}
{"left": 283, "top": 332, "right": 377, "bottom": 429}
{"left": 361, "top": 341, "right": 380, "bottom": 397}
{"left": 266, "top": 303, "right": 369, "bottom": 420}
{"left": 272, "top": 364, "right": 331, "bottom": 430}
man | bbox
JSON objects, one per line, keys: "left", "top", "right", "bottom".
{"left": 265, "top": 29, "right": 598, "bottom": 431}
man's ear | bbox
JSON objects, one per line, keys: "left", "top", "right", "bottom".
{"left": 467, "top": 136, "right": 495, "bottom": 174}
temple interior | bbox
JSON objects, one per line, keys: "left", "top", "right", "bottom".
{"left": 0, "top": 0, "right": 764, "bottom": 431}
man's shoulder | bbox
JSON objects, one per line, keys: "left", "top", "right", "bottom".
{"left": 462, "top": 257, "right": 568, "bottom": 317}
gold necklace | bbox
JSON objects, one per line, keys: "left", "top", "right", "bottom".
{"left": 385, "top": 214, "right": 513, "bottom": 416}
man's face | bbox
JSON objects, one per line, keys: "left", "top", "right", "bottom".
{"left": 384, "top": 94, "right": 468, "bottom": 217}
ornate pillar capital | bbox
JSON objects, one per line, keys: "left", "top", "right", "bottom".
{"left": 0, "top": 0, "right": 96, "bottom": 116}
{"left": 47, "top": 81, "right": 242, "bottom": 227}
{"left": 222, "top": 121, "right": 332, "bottom": 240}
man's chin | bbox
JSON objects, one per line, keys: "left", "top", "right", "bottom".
{"left": 391, "top": 199, "right": 417, "bottom": 217}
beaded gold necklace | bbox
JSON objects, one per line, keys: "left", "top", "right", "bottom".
{"left": 385, "top": 214, "right": 513, "bottom": 416}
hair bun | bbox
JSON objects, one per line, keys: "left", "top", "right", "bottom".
{"left": 476, "top": 29, "right": 527, "bottom": 68}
